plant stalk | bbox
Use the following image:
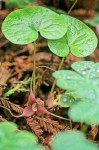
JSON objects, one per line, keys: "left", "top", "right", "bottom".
{"left": 50, "top": 57, "right": 65, "bottom": 94}
{"left": 31, "top": 42, "right": 36, "bottom": 95}
{"left": 49, "top": 0, "right": 78, "bottom": 95}
{"left": 67, "top": 0, "right": 78, "bottom": 15}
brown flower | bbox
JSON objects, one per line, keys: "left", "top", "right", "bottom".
{"left": 23, "top": 89, "right": 47, "bottom": 117}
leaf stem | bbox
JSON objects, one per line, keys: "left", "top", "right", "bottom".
{"left": 49, "top": 0, "right": 78, "bottom": 95}
{"left": 67, "top": 0, "right": 78, "bottom": 15}
{"left": 31, "top": 42, "right": 36, "bottom": 95}
{"left": 50, "top": 57, "right": 65, "bottom": 94}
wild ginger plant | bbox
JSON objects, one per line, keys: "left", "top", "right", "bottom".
{"left": 1, "top": 5, "right": 99, "bottom": 150}
{"left": 2, "top": 5, "right": 98, "bottom": 120}
{"left": 48, "top": 15, "right": 97, "bottom": 57}
{"left": 2, "top": 6, "right": 68, "bottom": 95}
{"left": 1, "top": 6, "right": 71, "bottom": 121}
{"left": 48, "top": 13, "right": 98, "bottom": 94}
{"left": 2, "top": 6, "right": 97, "bottom": 94}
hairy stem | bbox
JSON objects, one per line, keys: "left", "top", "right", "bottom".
{"left": 49, "top": 0, "right": 78, "bottom": 95}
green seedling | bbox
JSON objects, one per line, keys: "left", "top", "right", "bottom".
{"left": 48, "top": 12, "right": 97, "bottom": 94}
{"left": 2, "top": 6, "right": 97, "bottom": 95}
{"left": 0, "top": 122, "right": 43, "bottom": 150}
{"left": 2, "top": 6, "right": 67, "bottom": 95}
{"left": 48, "top": 15, "right": 97, "bottom": 57}
{"left": 53, "top": 61, "right": 99, "bottom": 125}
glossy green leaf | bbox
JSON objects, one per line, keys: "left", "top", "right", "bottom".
{"left": 69, "top": 101, "right": 99, "bottom": 125}
{"left": 2, "top": 8, "right": 38, "bottom": 44}
{"left": 39, "top": 13, "right": 67, "bottom": 39}
{"left": 2, "top": 6, "right": 67, "bottom": 44}
{"left": 48, "top": 35, "right": 69, "bottom": 57}
{"left": 53, "top": 61, "right": 99, "bottom": 102}
{"left": 48, "top": 15, "right": 97, "bottom": 57}
{"left": 52, "top": 130, "right": 98, "bottom": 150}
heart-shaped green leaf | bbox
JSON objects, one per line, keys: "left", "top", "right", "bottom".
{"left": 69, "top": 101, "right": 99, "bottom": 125}
{"left": 48, "top": 15, "right": 97, "bottom": 57}
{"left": 2, "top": 6, "right": 67, "bottom": 44}
{"left": 51, "top": 130, "right": 98, "bottom": 150}
{"left": 48, "top": 36, "right": 69, "bottom": 57}
{"left": 53, "top": 61, "right": 99, "bottom": 102}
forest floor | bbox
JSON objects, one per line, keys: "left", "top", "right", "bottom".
{"left": 0, "top": 1, "right": 99, "bottom": 149}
